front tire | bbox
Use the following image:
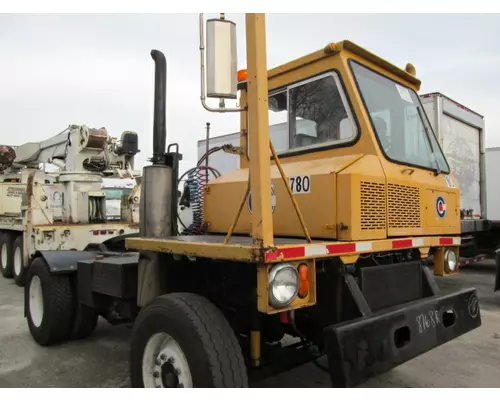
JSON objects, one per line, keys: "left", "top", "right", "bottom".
{"left": 13, "top": 236, "right": 26, "bottom": 287}
{"left": 130, "top": 292, "right": 248, "bottom": 388}
{"left": 25, "top": 257, "right": 73, "bottom": 346}
{"left": 0, "top": 232, "right": 14, "bottom": 278}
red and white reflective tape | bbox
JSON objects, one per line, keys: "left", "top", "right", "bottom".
{"left": 439, "top": 237, "right": 461, "bottom": 246}
{"left": 265, "top": 236, "right": 461, "bottom": 263}
{"left": 266, "top": 242, "right": 374, "bottom": 261}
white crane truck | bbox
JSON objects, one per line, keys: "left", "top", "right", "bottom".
{"left": 0, "top": 125, "right": 141, "bottom": 287}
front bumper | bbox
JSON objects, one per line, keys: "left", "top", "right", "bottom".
{"left": 324, "top": 287, "right": 481, "bottom": 387}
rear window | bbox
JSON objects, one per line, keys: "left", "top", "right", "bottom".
{"left": 103, "top": 188, "right": 132, "bottom": 200}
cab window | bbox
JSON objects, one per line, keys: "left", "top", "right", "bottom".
{"left": 267, "top": 71, "right": 358, "bottom": 154}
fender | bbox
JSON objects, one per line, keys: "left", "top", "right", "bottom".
{"left": 34, "top": 250, "right": 99, "bottom": 274}
{"left": 102, "top": 232, "right": 140, "bottom": 244}
{"left": 34, "top": 232, "right": 139, "bottom": 272}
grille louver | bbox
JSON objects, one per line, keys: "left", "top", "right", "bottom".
{"left": 360, "top": 181, "right": 386, "bottom": 231}
{"left": 388, "top": 184, "right": 421, "bottom": 229}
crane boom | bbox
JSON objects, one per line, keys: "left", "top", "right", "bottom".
{"left": 0, "top": 124, "right": 140, "bottom": 178}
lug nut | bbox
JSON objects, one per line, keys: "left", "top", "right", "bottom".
{"left": 175, "top": 368, "right": 181, "bottom": 376}
{"left": 160, "top": 354, "right": 166, "bottom": 361}
{"left": 153, "top": 371, "right": 160, "bottom": 378}
{"left": 155, "top": 358, "right": 161, "bottom": 366}
{"left": 168, "top": 357, "right": 175, "bottom": 363}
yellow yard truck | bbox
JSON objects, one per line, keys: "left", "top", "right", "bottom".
{"left": 24, "top": 14, "right": 480, "bottom": 388}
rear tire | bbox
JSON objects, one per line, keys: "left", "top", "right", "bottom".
{"left": 130, "top": 292, "right": 248, "bottom": 388}
{"left": 25, "top": 257, "right": 73, "bottom": 346}
{"left": 0, "top": 232, "right": 14, "bottom": 278}
{"left": 71, "top": 304, "right": 98, "bottom": 340}
{"left": 12, "top": 236, "right": 26, "bottom": 287}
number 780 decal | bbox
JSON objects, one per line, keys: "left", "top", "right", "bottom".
{"left": 289, "top": 175, "right": 311, "bottom": 194}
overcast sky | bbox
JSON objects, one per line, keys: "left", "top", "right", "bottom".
{"left": 0, "top": 13, "right": 499, "bottom": 174}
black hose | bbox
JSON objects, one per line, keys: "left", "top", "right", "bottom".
{"left": 177, "top": 165, "right": 221, "bottom": 184}
{"left": 176, "top": 165, "right": 221, "bottom": 235}
{"left": 197, "top": 146, "right": 223, "bottom": 167}
{"left": 290, "top": 314, "right": 329, "bottom": 374}
{"left": 175, "top": 143, "right": 225, "bottom": 235}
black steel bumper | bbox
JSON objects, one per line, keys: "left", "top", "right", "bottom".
{"left": 323, "top": 287, "right": 481, "bottom": 387}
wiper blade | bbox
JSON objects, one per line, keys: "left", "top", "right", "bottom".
{"left": 416, "top": 106, "right": 441, "bottom": 176}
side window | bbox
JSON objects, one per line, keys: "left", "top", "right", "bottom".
{"left": 267, "top": 72, "right": 357, "bottom": 154}
{"left": 268, "top": 91, "right": 288, "bottom": 153}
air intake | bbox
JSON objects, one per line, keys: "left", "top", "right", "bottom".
{"left": 388, "top": 184, "right": 421, "bottom": 229}
{"left": 360, "top": 181, "right": 386, "bottom": 231}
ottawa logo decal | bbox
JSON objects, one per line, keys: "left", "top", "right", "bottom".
{"left": 247, "top": 184, "right": 276, "bottom": 215}
{"left": 436, "top": 196, "right": 446, "bottom": 219}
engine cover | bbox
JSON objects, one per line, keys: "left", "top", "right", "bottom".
{"left": 204, "top": 153, "right": 460, "bottom": 241}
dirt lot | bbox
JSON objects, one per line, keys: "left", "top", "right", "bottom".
{"left": 1, "top": 262, "right": 499, "bottom": 388}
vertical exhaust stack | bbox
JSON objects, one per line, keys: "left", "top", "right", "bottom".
{"left": 139, "top": 49, "right": 173, "bottom": 239}
{"left": 137, "top": 50, "right": 183, "bottom": 307}
{"left": 151, "top": 49, "right": 167, "bottom": 165}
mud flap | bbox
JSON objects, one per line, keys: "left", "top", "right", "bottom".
{"left": 495, "top": 249, "right": 500, "bottom": 292}
{"left": 323, "top": 288, "right": 481, "bottom": 388}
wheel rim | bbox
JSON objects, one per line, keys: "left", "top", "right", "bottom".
{"left": 142, "top": 332, "right": 193, "bottom": 388}
{"left": 1, "top": 243, "right": 7, "bottom": 268}
{"left": 14, "top": 247, "right": 22, "bottom": 276}
{"left": 29, "top": 276, "right": 44, "bottom": 328}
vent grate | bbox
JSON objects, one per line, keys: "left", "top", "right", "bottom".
{"left": 360, "top": 181, "right": 386, "bottom": 231}
{"left": 388, "top": 184, "right": 421, "bottom": 229}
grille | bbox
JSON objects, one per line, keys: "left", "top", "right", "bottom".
{"left": 388, "top": 184, "right": 421, "bottom": 228}
{"left": 360, "top": 181, "right": 386, "bottom": 231}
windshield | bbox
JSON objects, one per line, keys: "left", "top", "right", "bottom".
{"left": 103, "top": 188, "right": 132, "bottom": 200}
{"left": 350, "top": 60, "right": 450, "bottom": 174}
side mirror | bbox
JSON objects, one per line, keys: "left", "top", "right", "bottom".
{"left": 206, "top": 17, "right": 237, "bottom": 100}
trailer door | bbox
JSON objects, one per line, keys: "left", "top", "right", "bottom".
{"left": 441, "top": 113, "right": 481, "bottom": 217}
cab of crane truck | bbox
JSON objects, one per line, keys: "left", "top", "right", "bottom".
{"left": 204, "top": 40, "right": 461, "bottom": 276}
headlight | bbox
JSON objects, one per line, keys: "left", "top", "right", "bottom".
{"left": 268, "top": 263, "right": 299, "bottom": 309}
{"left": 444, "top": 250, "right": 457, "bottom": 273}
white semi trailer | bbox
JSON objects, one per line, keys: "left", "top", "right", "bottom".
{"left": 0, "top": 125, "right": 141, "bottom": 286}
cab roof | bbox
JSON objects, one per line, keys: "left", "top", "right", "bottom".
{"left": 268, "top": 40, "right": 421, "bottom": 90}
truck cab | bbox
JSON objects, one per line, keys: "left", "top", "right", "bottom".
{"left": 204, "top": 40, "right": 460, "bottom": 249}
